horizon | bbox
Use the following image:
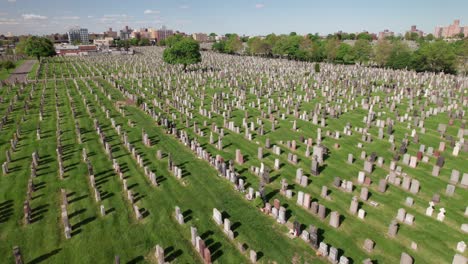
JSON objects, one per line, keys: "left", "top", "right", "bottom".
{"left": 0, "top": 0, "right": 467, "bottom": 36}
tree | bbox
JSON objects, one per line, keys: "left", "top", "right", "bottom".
{"left": 335, "top": 43, "right": 355, "bottom": 64}
{"left": 212, "top": 41, "right": 226, "bottom": 53}
{"left": 23, "top": 36, "right": 55, "bottom": 60}
{"left": 2, "top": 60, "right": 15, "bottom": 73}
{"left": 129, "top": 38, "right": 139, "bottom": 46}
{"left": 157, "top": 39, "right": 166, "bottom": 46}
{"left": 305, "top": 33, "right": 319, "bottom": 42}
{"left": 138, "top": 38, "right": 150, "bottom": 46}
{"left": 411, "top": 40, "right": 457, "bottom": 74}
{"left": 324, "top": 38, "right": 340, "bottom": 62}
{"left": 353, "top": 39, "right": 372, "bottom": 64}
{"left": 314, "top": 63, "right": 320, "bottom": 73}
{"left": 357, "top": 32, "right": 373, "bottom": 41}
{"left": 163, "top": 37, "right": 201, "bottom": 70}
{"left": 165, "top": 34, "right": 184, "bottom": 47}
{"left": 15, "top": 39, "right": 27, "bottom": 55}
{"left": 122, "top": 40, "right": 130, "bottom": 51}
{"left": 247, "top": 37, "right": 272, "bottom": 56}
{"left": 296, "top": 37, "right": 315, "bottom": 61}
{"left": 453, "top": 39, "right": 468, "bottom": 75}
{"left": 425, "top": 34, "right": 435, "bottom": 41}
{"left": 373, "top": 39, "right": 393, "bottom": 66}
{"left": 386, "top": 41, "right": 412, "bottom": 69}
{"left": 404, "top": 32, "right": 420, "bottom": 41}
{"left": 224, "top": 34, "right": 243, "bottom": 54}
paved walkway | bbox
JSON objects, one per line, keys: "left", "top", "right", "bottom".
{"left": 6, "top": 60, "right": 36, "bottom": 84}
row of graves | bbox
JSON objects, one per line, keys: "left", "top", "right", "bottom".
{"left": 19, "top": 48, "right": 468, "bottom": 263}
{"left": 96, "top": 48, "right": 467, "bottom": 263}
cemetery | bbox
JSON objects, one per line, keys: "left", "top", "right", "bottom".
{"left": 0, "top": 46, "right": 467, "bottom": 263}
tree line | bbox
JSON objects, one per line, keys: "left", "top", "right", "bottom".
{"left": 212, "top": 33, "right": 468, "bottom": 75}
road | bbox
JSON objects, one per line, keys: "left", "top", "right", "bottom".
{"left": 6, "top": 60, "right": 36, "bottom": 84}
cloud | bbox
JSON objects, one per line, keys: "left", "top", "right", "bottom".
{"left": 22, "top": 14, "right": 48, "bottom": 20}
{"left": 0, "top": 18, "right": 19, "bottom": 25}
{"left": 54, "top": 16, "right": 80, "bottom": 20}
{"left": 99, "top": 14, "right": 131, "bottom": 23}
{"left": 7, "top": 0, "right": 16, "bottom": 2}
{"left": 255, "top": 3, "right": 265, "bottom": 9}
{"left": 144, "top": 9, "right": 160, "bottom": 15}
{"left": 179, "top": 5, "right": 189, "bottom": 9}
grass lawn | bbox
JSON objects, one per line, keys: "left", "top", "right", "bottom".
{"left": 0, "top": 49, "right": 466, "bottom": 263}
{"left": 27, "top": 60, "right": 39, "bottom": 80}
{"left": 0, "top": 59, "right": 25, "bottom": 81}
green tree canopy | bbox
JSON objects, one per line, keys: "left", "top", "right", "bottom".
{"left": 224, "top": 34, "right": 243, "bottom": 54}
{"left": 336, "top": 43, "right": 355, "bottom": 64}
{"left": 165, "top": 34, "right": 185, "bottom": 47}
{"left": 138, "top": 38, "right": 150, "bottom": 46}
{"left": 353, "top": 39, "right": 372, "bottom": 64}
{"left": 163, "top": 37, "right": 202, "bottom": 70}
{"left": 374, "top": 39, "right": 393, "bottom": 67}
{"left": 324, "top": 38, "right": 340, "bottom": 62}
{"left": 2, "top": 60, "right": 15, "bottom": 72}
{"left": 411, "top": 40, "right": 457, "bottom": 74}
{"left": 22, "top": 36, "right": 55, "bottom": 60}
{"left": 386, "top": 41, "right": 412, "bottom": 69}
{"left": 247, "top": 37, "right": 272, "bottom": 55}
{"left": 357, "top": 32, "right": 373, "bottom": 41}
{"left": 212, "top": 41, "right": 226, "bottom": 53}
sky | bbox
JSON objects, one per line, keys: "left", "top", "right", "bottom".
{"left": 0, "top": 0, "right": 467, "bottom": 36}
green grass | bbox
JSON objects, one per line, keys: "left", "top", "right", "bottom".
{"left": 0, "top": 59, "right": 25, "bottom": 80}
{"left": 27, "top": 60, "right": 39, "bottom": 80}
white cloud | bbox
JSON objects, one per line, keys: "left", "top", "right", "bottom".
{"left": 88, "top": 15, "right": 94, "bottom": 18}
{"left": 255, "top": 3, "right": 265, "bottom": 9}
{"left": 144, "top": 9, "right": 160, "bottom": 15}
{"left": 179, "top": 5, "right": 189, "bottom": 9}
{"left": 7, "top": 0, "right": 17, "bottom": 3}
{"left": 22, "top": 14, "right": 48, "bottom": 20}
{"left": 0, "top": 18, "right": 18, "bottom": 25}
{"left": 54, "top": 16, "right": 80, "bottom": 20}
{"left": 99, "top": 14, "right": 131, "bottom": 23}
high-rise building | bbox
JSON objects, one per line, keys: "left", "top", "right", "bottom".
{"left": 105, "top": 28, "right": 118, "bottom": 38}
{"left": 192, "top": 33, "right": 209, "bottom": 42}
{"left": 406, "top": 25, "right": 424, "bottom": 37}
{"left": 378, "top": 29, "right": 394, "bottom": 40}
{"left": 434, "top": 19, "right": 468, "bottom": 38}
{"left": 155, "top": 26, "right": 174, "bottom": 42}
{"left": 120, "top": 26, "right": 133, "bottom": 40}
{"left": 67, "top": 27, "right": 89, "bottom": 44}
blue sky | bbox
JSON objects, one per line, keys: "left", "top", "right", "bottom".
{"left": 0, "top": 0, "right": 467, "bottom": 36}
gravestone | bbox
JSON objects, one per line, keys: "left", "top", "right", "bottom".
{"left": 388, "top": 220, "right": 398, "bottom": 237}
{"left": 360, "top": 187, "right": 369, "bottom": 201}
{"left": 446, "top": 184, "right": 456, "bottom": 196}
{"left": 329, "top": 211, "right": 340, "bottom": 228}
{"left": 378, "top": 179, "right": 387, "bottom": 193}
{"left": 363, "top": 239, "right": 374, "bottom": 252}
{"left": 400, "top": 252, "right": 413, "bottom": 264}
{"left": 318, "top": 204, "right": 326, "bottom": 220}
